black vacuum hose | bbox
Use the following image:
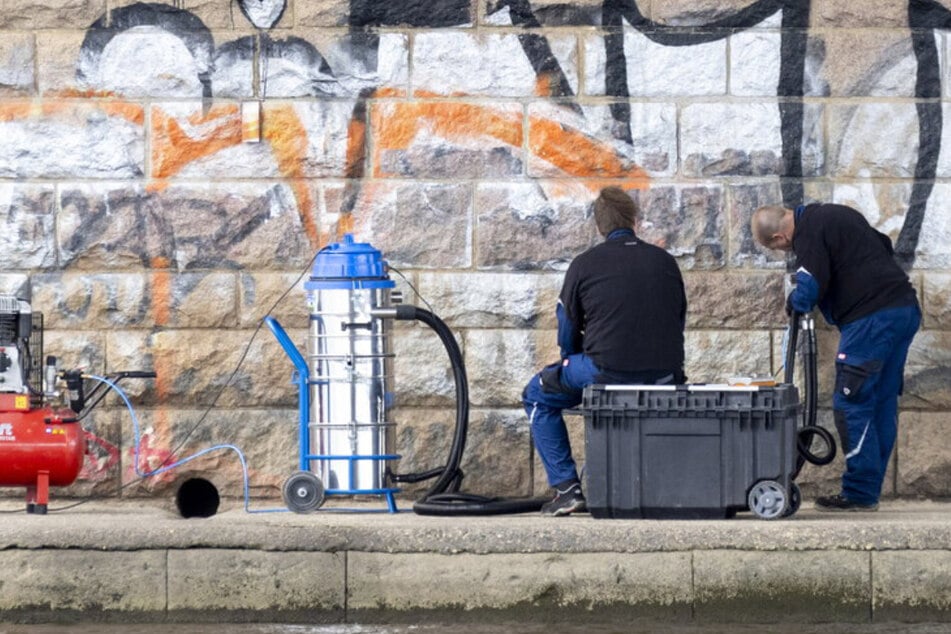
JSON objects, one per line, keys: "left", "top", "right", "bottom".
{"left": 787, "top": 312, "right": 836, "bottom": 477}
{"left": 386, "top": 305, "right": 546, "bottom": 515}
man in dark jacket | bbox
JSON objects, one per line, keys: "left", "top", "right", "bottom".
{"left": 523, "top": 186, "right": 687, "bottom": 516}
{"left": 752, "top": 203, "right": 920, "bottom": 512}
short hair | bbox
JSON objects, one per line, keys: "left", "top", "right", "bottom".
{"left": 751, "top": 205, "right": 788, "bottom": 246}
{"left": 593, "top": 187, "right": 637, "bottom": 236}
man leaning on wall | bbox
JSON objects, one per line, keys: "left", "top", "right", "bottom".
{"left": 751, "top": 202, "right": 921, "bottom": 513}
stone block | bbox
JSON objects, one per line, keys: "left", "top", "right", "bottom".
{"left": 681, "top": 103, "right": 784, "bottom": 177}
{"left": 923, "top": 274, "right": 951, "bottom": 329}
{"left": 394, "top": 407, "right": 533, "bottom": 499}
{"left": 484, "top": 0, "right": 602, "bottom": 26}
{"left": 102, "top": 328, "right": 298, "bottom": 408}
{"left": 727, "top": 181, "right": 788, "bottom": 268}
{"left": 464, "top": 329, "right": 549, "bottom": 407}
{"left": 58, "top": 182, "right": 315, "bottom": 271}
{"left": 830, "top": 181, "right": 912, "bottom": 245}
{"left": 32, "top": 271, "right": 238, "bottom": 330}
{"left": 167, "top": 549, "right": 345, "bottom": 619}
{"left": 370, "top": 100, "right": 523, "bottom": 179}
{"left": 806, "top": 30, "right": 916, "bottom": 97}
{"left": 0, "top": 0, "right": 105, "bottom": 29}
{"left": 415, "top": 272, "right": 563, "bottom": 329}
{"left": 583, "top": 30, "right": 726, "bottom": 97}
{"left": 904, "top": 331, "right": 951, "bottom": 410}
{"left": 915, "top": 183, "right": 951, "bottom": 270}
{"left": 637, "top": 184, "right": 725, "bottom": 269}
{"left": 474, "top": 181, "right": 600, "bottom": 270}
{"left": 0, "top": 274, "right": 30, "bottom": 297}
{"left": 341, "top": 182, "right": 473, "bottom": 268}
{"left": 873, "top": 551, "right": 951, "bottom": 621}
{"left": 0, "top": 550, "right": 165, "bottom": 615}
{"left": 527, "top": 102, "right": 676, "bottom": 177}
{"left": 694, "top": 550, "right": 870, "bottom": 622}
{"left": 685, "top": 330, "right": 772, "bottom": 384}
{"left": 811, "top": 0, "right": 909, "bottom": 28}
{"left": 828, "top": 103, "right": 919, "bottom": 178}
{"left": 237, "top": 272, "right": 310, "bottom": 329}
{"left": 649, "top": 1, "right": 781, "bottom": 26}
{"left": 43, "top": 329, "right": 107, "bottom": 376}
{"left": 295, "top": 0, "right": 350, "bottom": 26}
{"left": 897, "top": 411, "right": 951, "bottom": 497}
{"left": 118, "top": 407, "right": 299, "bottom": 499}
{"left": 413, "top": 32, "right": 578, "bottom": 97}
{"left": 684, "top": 271, "right": 785, "bottom": 329}
{"left": 151, "top": 101, "right": 356, "bottom": 179}
{"left": 34, "top": 31, "right": 91, "bottom": 96}
{"left": 729, "top": 29, "right": 781, "bottom": 96}
{"left": 0, "top": 101, "right": 144, "bottom": 179}
{"left": 393, "top": 322, "right": 461, "bottom": 407}
{"left": 212, "top": 32, "right": 407, "bottom": 99}
{"left": 0, "top": 33, "right": 33, "bottom": 95}
{"left": 347, "top": 551, "right": 693, "bottom": 616}
{"left": 0, "top": 184, "right": 57, "bottom": 270}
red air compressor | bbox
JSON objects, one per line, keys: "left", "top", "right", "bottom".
{"left": 0, "top": 294, "right": 153, "bottom": 514}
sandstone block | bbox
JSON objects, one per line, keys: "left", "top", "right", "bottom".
{"left": 475, "top": 181, "right": 600, "bottom": 270}
{"left": 342, "top": 182, "right": 472, "bottom": 268}
{"left": 694, "top": 550, "right": 870, "bottom": 622}
{"left": 0, "top": 0, "right": 105, "bottom": 29}
{"left": 584, "top": 31, "right": 726, "bottom": 97}
{"left": 923, "top": 274, "right": 951, "bottom": 330}
{"left": 167, "top": 549, "right": 345, "bottom": 618}
{"left": 484, "top": 0, "right": 602, "bottom": 26}
{"left": 649, "top": 1, "right": 782, "bottom": 26}
{"left": 830, "top": 181, "right": 913, "bottom": 245}
{"left": 0, "top": 184, "right": 57, "bottom": 270}
{"left": 828, "top": 103, "right": 919, "bottom": 178}
{"left": 729, "top": 29, "right": 781, "bottom": 96}
{"left": 347, "top": 551, "right": 692, "bottom": 615}
{"left": 295, "top": 0, "right": 350, "bottom": 26}
{"left": 903, "top": 331, "right": 951, "bottom": 410}
{"left": 464, "top": 329, "right": 548, "bottom": 407}
{"left": 873, "top": 551, "right": 951, "bottom": 621}
{"left": 370, "top": 100, "right": 523, "bottom": 179}
{"left": 415, "top": 272, "right": 563, "bottom": 329}
{"left": 0, "top": 550, "right": 164, "bottom": 615}
{"left": 685, "top": 330, "right": 772, "bottom": 383}
{"left": 0, "top": 33, "right": 33, "bottom": 95}
{"left": 807, "top": 30, "right": 916, "bottom": 97}
{"left": 681, "top": 103, "right": 784, "bottom": 176}
{"left": 727, "top": 182, "right": 788, "bottom": 268}
{"left": 637, "top": 184, "right": 725, "bottom": 269}
{"left": 0, "top": 101, "right": 144, "bottom": 179}
{"left": 811, "top": 0, "right": 909, "bottom": 28}
{"left": 897, "top": 411, "right": 951, "bottom": 497}
{"left": 684, "top": 271, "right": 785, "bottom": 329}
{"left": 58, "top": 182, "right": 314, "bottom": 271}
{"left": 413, "top": 32, "right": 577, "bottom": 97}
{"left": 914, "top": 183, "right": 951, "bottom": 269}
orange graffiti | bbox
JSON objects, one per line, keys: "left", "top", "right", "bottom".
{"left": 150, "top": 104, "right": 242, "bottom": 179}
{"left": 0, "top": 99, "right": 143, "bottom": 126}
{"left": 261, "top": 104, "right": 319, "bottom": 247}
{"left": 529, "top": 117, "right": 650, "bottom": 186}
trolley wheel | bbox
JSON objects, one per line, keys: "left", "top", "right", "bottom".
{"left": 282, "top": 471, "right": 325, "bottom": 513}
{"left": 781, "top": 482, "right": 802, "bottom": 518}
{"left": 747, "top": 480, "right": 788, "bottom": 520}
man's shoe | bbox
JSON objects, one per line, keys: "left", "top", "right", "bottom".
{"left": 814, "top": 494, "right": 878, "bottom": 512}
{"left": 541, "top": 483, "right": 587, "bottom": 516}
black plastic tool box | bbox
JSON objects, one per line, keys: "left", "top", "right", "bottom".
{"left": 582, "top": 384, "right": 800, "bottom": 519}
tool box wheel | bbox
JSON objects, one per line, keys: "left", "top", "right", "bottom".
{"left": 747, "top": 479, "right": 788, "bottom": 520}
{"left": 283, "top": 471, "right": 325, "bottom": 513}
{"left": 781, "top": 482, "right": 801, "bottom": 518}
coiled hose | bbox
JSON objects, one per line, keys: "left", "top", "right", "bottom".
{"left": 384, "top": 305, "right": 547, "bottom": 515}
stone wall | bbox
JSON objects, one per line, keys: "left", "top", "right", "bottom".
{"left": 0, "top": 0, "right": 949, "bottom": 507}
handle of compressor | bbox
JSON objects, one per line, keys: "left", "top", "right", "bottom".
{"left": 76, "top": 370, "right": 157, "bottom": 421}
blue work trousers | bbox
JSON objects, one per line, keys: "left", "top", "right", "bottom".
{"left": 523, "top": 354, "right": 600, "bottom": 487}
{"left": 833, "top": 304, "right": 920, "bottom": 504}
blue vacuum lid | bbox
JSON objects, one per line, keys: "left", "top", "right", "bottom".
{"left": 304, "top": 234, "right": 395, "bottom": 290}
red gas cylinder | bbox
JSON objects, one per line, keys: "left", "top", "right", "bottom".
{"left": 0, "top": 394, "right": 85, "bottom": 514}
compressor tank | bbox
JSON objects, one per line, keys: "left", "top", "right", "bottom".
{"left": 0, "top": 396, "right": 85, "bottom": 499}
{"left": 305, "top": 235, "right": 396, "bottom": 492}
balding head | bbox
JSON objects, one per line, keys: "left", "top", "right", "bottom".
{"left": 751, "top": 205, "right": 795, "bottom": 251}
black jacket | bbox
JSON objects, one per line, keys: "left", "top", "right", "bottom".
{"left": 791, "top": 203, "right": 917, "bottom": 325}
{"left": 559, "top": 230, "right": 686, "bottom": 374}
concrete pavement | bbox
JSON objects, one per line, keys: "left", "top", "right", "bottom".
{"left": 1, "top": 497, "right": 951, "bottom": 625}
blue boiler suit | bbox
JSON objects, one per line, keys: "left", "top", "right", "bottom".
{"left": 523, "top": 229, "right": 686, "bottom": 488}
{"left": 788, "top": 203, "right": 920, "bottom": 505}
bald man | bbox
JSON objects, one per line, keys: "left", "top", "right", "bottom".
{"left": 751, "top": 203, "right": 920, "bottom": 512}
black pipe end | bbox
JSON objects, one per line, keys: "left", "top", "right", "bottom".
{"left": 175, "top": 478, "right": 220, "bottom": 518}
